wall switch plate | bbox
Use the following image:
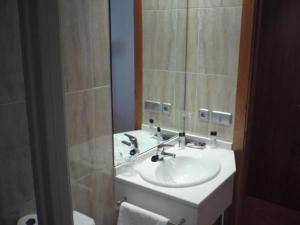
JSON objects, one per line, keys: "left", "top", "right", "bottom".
{"left": 199, "top": 108, "right": 209, "bottom": 122}
{"left": 144, "top": 100, "right": 161, "bottom": 113}
{"left": 211, "top": 111, "right": 232, "bottom": 126}
{"left": 162, "top": 103, "right": 172, "bottom": 115}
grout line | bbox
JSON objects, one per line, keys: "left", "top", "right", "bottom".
{"left": 186, "top": 72, "right": 237, "bottom": 78}
{"left": 143, "top": 68, "right": 186, "bottom": 74}
{"left": 65, "top": 85, "right": 110, "bottom": 95}
{"left": 143, "top": 6, "right": 242, "bottom": 12}
{"left": 143, "top": 68, "right": 236, "bottom": 77}
{"left": 0, "top": 100, "right": 26, "bottom": 106}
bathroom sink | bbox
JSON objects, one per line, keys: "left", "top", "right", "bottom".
{"left": 137, "top": 149, "right": 221, "bottom": 188}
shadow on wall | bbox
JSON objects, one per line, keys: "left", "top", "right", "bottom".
{"left": 0, "top": 0, "right": 36, "bottom": 224}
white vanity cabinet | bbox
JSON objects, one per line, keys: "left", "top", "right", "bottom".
{"left": 115, "top": 148, "right": 236, "bottom": 225}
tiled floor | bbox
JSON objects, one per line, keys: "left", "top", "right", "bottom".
{"left": 241, "top": 196, "right": 300, "bottom": 225}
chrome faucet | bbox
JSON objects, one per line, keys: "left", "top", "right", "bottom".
{"left": 151, "top": 143, "right": 176, "bottom": 162}
{"left": 161, "top": 148, "right": 176, "bottom": 158}
{"left": 124, "top": 133, "right": 139, "bottom": 155}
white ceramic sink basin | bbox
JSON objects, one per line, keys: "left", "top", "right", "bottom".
{"left": 137, "top": 149, "right": 221, "bottom": 188}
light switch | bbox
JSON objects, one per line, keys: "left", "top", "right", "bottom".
{"left": 211, "top": 111, "right": 232, "bottom": 126}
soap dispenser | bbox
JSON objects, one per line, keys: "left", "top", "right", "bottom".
{"left": 209, "top": 131, "right": 217, "bottom": 148}
{"left": 178, "top": 132, "right": 186, "bottom": 149}
{"left": 149, "top": 118, "right": 155, "bottom": 135}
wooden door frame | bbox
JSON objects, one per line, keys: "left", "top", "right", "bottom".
{"left": 230, "top": 0, "right": 258, "bottom": 224}
{"left": 134, "top": 0, "right": 143, "bottom": 129}
{"left": 18, "top": 0, "right": 74, "bottom": 224}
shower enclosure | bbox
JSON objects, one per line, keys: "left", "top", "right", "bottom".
{"left": 1, "top": 0, "right": 114, "bottom": 224}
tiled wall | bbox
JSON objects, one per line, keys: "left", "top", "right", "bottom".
{"left": 142, "top": 0, "right": 188, "bottom": 131}
{"left": 185, "top": 0, "right": 242, "bottom": 141}
{"left": 0, "top": 1, "right": 36, "bottom": 224}
{"left": 59, "top": 0, "right": 115, "bottom": 224}
{"left": 142, "top": 0, "right": 242, "bottom": 141}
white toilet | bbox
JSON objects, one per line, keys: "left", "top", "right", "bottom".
{"left": 17, "top": 211, "right": 95, "bottom": 225}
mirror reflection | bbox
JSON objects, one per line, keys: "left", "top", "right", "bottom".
{"left": 111, "top": 0, "right": 188, "bottom": 165}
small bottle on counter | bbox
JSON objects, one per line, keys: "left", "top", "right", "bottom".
{"left": 178, "top": 132, "right": 186, "bottom": 149}
{"left": 209, "top": 131, "right": 217, "bottom": 148}
{"left": 149, "top": 118, "right": 155, "bottom": 135}
{"left": 156, "top": 127, "right": 163, "bottom": 144}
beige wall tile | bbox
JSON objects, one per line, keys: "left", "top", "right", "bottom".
{"left": 66, "top": 87, "right": 114, "bottom": 223}
{"left": 60, "top": 0, "right": 110, "bottom": 92}
{"left": 159, "top": 0, "right": 187, "bottom": 9}
{"left": 143, "top": 0, "right": 188, "bottom": 10}
{"left": 63, "top": 9, "right": 114, "bottom": 220}
{"left": 143, "top": 9, "right": 188, "bottom": 71}
{"left": 65, "top": 91, "right": 94, "bottom": 146}
{"left": 185, "top": 73, "right": 236, "bottom": 141}
{"left": 142, "top": 0, "right": 159, "bottom": 10}
{"left": 66, "top": 86, "right": 113, "bottom": 173}
{"left": 188, "top": 0, "right": 222, "bottom": 8}
{"left": 222, "top": 0, "right": 243, "bottom": 7}
{"left": 143, "top": 10, "right": 177, "bottom": 70}
{"left": 176, "top": 10, "right": 188, "bottom": 72}
{"left": 94, "top": 86, "right": 113, "bottom": 137}
{"left": 72, "top": 171, "right": 115, "bottom": 225}
{"left": 143, "top": 70, "right": 185, "bottom": 130}
{"left": 187, "top": 7, "right": 242, "bottom": 76}
{"left": 186, "top": 9, "right": 199, "bottom": 73}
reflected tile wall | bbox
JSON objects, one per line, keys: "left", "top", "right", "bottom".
{"left": 60, "top": 0, "right": 115, "bottom": 224}
{"left": 143, "top": 70, "right": 185, "bottom": 130}
{"left": 0, "top": 0, "right": 36, "bottom": 224}
{"left": 185, "top": 73, "right": 237, "bottom": 141}
{"left": 142, "top": 0, "right": 187, "bottom": 131}
{"left": 185, "top": 0, "right": 242, "bottom": 141}
{"left": 186, "top": 7, "right": 242, "bottom": 75}
{"left": 142, "top": 0, "right": 242, "bottom": 141}
{"left": 143, "top": 0, "right": 187, "bottom": 10}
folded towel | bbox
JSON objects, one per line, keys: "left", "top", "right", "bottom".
{"left": 117, "top": 202, "right": 169, "bottom": 225}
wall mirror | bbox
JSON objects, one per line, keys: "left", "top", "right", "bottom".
{"left": 111, "top": 0, "right": 242, "bottom": 166}
{"left": 111, "top": 0, "right": 188, "bottom": 166}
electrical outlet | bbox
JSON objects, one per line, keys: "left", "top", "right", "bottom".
{"left": 211, "top": 111, "right": 232, "bottom": 126}
{"left": 199, "top": 108, "right": 209, "bottom": 122}
{"left": 144, "top": 100, "right": 161, "bottom": 112}
{"left": 162, "top": 103, "right": 172, "bottom": 115}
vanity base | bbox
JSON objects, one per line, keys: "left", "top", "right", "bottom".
{"left": 115, "top": 175, "right": 234, "bottom": 225}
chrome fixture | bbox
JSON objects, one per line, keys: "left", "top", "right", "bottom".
{"left": 151, "top": 144, "right": 176, "bottom": 162}
{"left": 124, "top": 133, "right": 139, "bottom": 155}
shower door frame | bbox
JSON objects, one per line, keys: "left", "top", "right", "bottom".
{"left": 18, "top": 0, "right": 74, "bottom": 225}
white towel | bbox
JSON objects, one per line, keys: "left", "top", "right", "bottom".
{"left": 117, "top": 202, "right": 169, "bottom": 225}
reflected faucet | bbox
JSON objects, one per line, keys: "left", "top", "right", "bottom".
{"left": 124, "top": 133, "right": 139, "bottom": 155}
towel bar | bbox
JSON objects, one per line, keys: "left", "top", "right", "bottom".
{"left": 116, "top": 198, "right": 186, "bottom": 225}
